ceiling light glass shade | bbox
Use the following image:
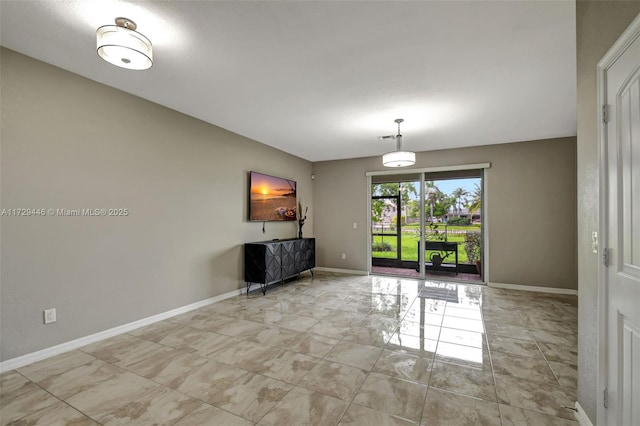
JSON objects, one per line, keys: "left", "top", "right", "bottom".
{"left": 97, "top": 24, "right": 152, "bottom": 70}
{"left": 383, "top": 151, "right": 416, "bottom": 167}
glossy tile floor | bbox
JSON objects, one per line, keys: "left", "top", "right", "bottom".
{"left": 371, "top": 266, "right": 482, "bottom": 282}
{"left": 1, "top": 273, "right": 579, "bottom": 425}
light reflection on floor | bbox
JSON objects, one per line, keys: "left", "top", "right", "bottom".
{"left": 370, "top": 277, "right": 490, "bottom": 367}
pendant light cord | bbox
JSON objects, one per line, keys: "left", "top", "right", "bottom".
{"left": 395, "top": 119, "right": 403, "bottom": 151}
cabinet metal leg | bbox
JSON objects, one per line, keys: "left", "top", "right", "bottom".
{"left": 246, "top": 281, "right": 267, "bottom": 296}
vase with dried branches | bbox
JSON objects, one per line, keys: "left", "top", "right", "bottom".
{"left": 298, "top": 201, "right": 308, "bottom": 239}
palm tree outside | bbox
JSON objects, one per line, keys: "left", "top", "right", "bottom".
{"left": 467, "top": 183, "right": 482, "bottom": 215}
{"left": 452, "top": 187, "right": 469, "bottom": 217}
{"left": 425, "top": 181, "right": 440, "bottom": 222}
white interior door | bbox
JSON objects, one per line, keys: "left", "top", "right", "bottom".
{"left": 600, "top": 16, "right": 640, "bottom": 426}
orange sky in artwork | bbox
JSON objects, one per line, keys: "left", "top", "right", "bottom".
{"left": 251, "top": 172, "right": 295, "bottom": 197}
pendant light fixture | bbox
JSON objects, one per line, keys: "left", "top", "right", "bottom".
{"left": 380, "top": 118, "right": 416, "bottom": 167}
{"left": 97, "top": 17, "right": 153, "bottom": 70}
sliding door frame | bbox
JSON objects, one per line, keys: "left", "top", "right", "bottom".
{"left": 367, "top": 163, "right": 490, "bottom": 282}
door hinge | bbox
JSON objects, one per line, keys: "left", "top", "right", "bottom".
{"left": 603, "top": 248, "right": 610, "bottom": 267}
{"left": 603, "top": 387, "right": 608, "bottom": 409}
{"left": 602, "top": 104, "right": 608, "bottom": 124}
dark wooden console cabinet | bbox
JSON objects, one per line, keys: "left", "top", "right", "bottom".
{"left": 244, "top": 238, "right": 315, "bottom": 295}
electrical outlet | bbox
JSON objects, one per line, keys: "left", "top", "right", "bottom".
{"left": 341, "top": 253, "right": 346, "bottom": 260}
{"left": 352, "top": 222, "right": 358, "bottom": 229}
{"left": 44, "top": 308, "right": 56, "bottom": 324}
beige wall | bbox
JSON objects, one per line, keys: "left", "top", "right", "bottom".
{"left": 0, "top": 48, "right": 313, "bottom": 361}
{"left": 576, "top": 1, "right": 640, "bottom": 422}
{"left": 313, "top": 137, "right": 577, "bottom": 290}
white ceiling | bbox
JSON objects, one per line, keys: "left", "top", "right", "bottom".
{"left": 0, "top": 1, "right": 576, "bottom": 162}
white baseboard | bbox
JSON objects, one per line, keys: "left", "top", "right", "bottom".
{"left": 0, "top": 288, "right": 242, "bottom": 373}
{"left": 574, "top": 401, "right": 594, "bottom": 426}
{"left": 314, "top": 267, "right": 369, "bottom": 275}
{"left": 488, "top": 282, "right": 578, "bottom": 295}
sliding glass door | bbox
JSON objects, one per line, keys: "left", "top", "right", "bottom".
{"left": 371, "top": 179, "right": 420, "bottom": 277}
{"left": 370, "top": 169, "right": 484, "bottom": 283}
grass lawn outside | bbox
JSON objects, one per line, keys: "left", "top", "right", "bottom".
{"left": 372, "top": 224, "right": 481, "bottom": 264}
{"left": 403, "top": 223, "right": 481, "bottom": 232}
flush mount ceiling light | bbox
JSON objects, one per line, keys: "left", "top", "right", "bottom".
{"left": 379, "top": 118, "right": 416, "bottom": 167}
{"left": 96, "top": 17, "right": 153, "bottom": 70}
